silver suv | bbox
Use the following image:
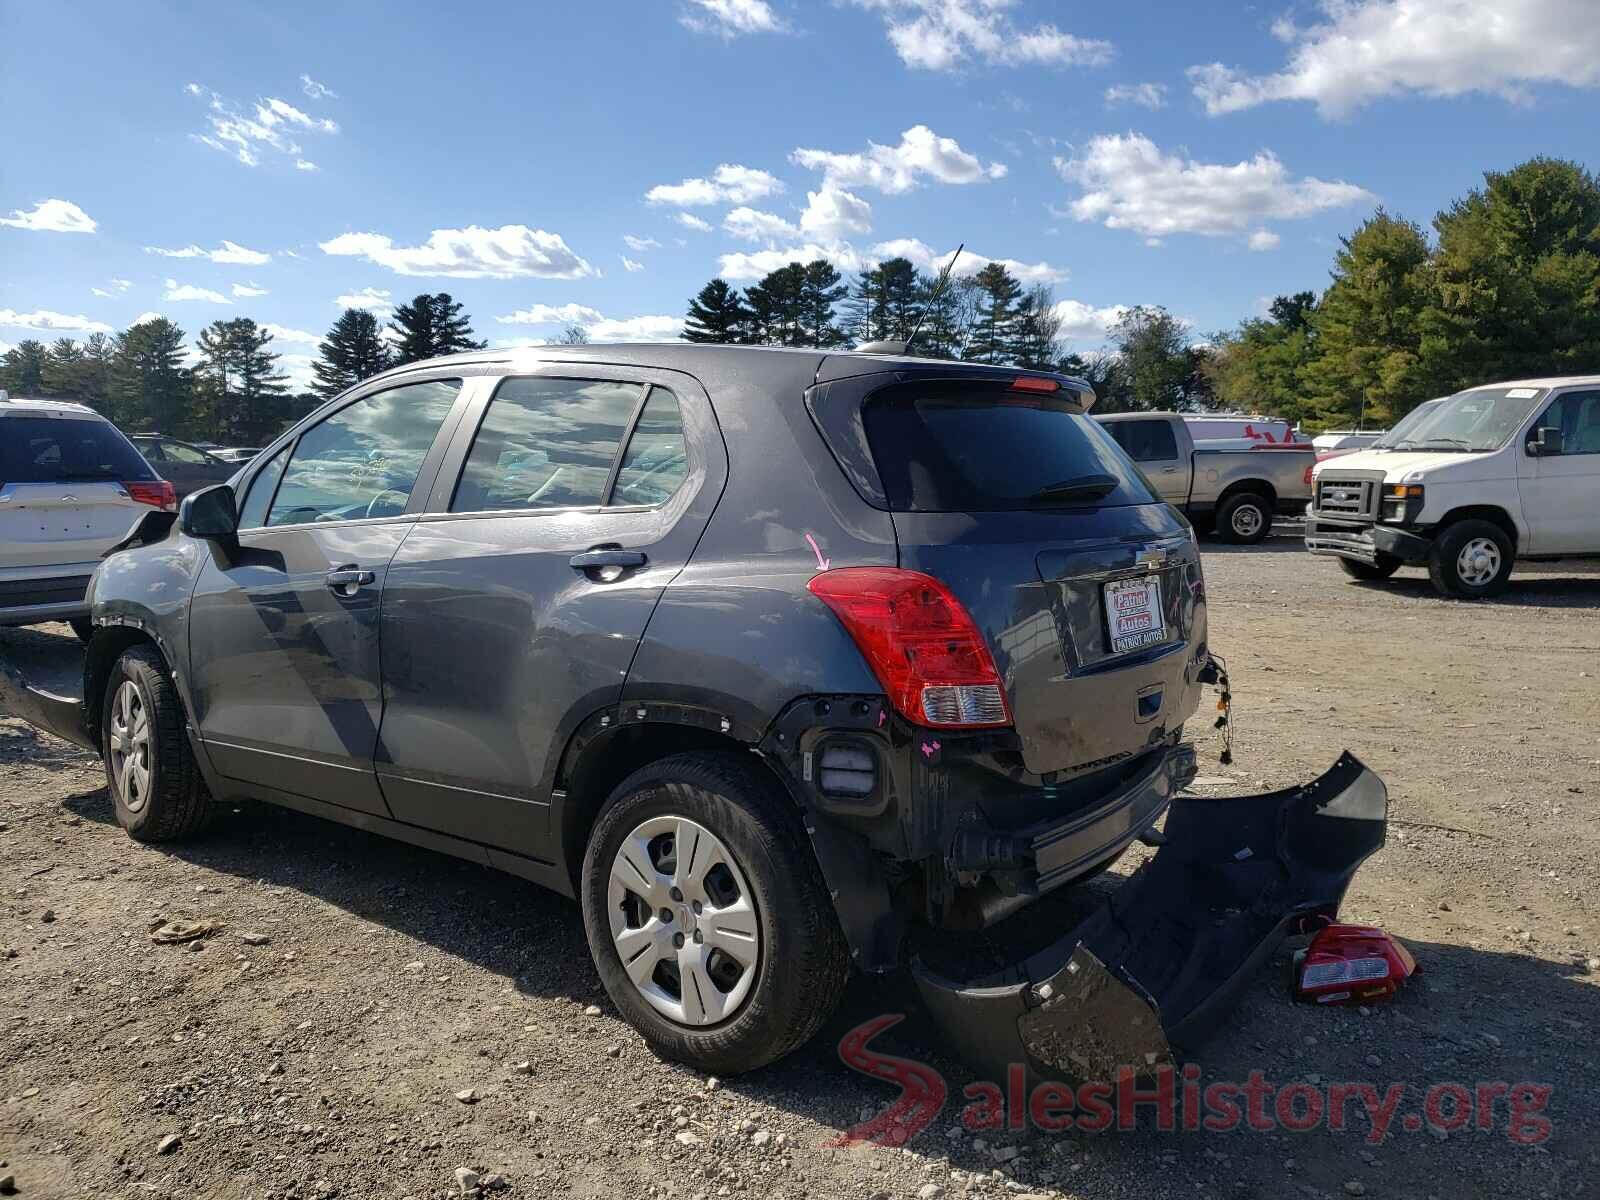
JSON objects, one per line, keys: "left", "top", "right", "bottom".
{"left": 0, "top": 395, "right": 173, "bottom": 638}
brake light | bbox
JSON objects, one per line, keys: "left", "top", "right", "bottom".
{"left": 125, "top": 480, "right": 176, "bottom": 511}
{"left": 1293, "top": 924, "right": 1417, "bottom": 1005}
{"left": 1304, "top": 464, "right": 1314, "bottom": 486}
{"left": 1009, "top": 375, "right": 1059, "bottom": 393}
{"left": 807, "top": 568, "right": 1011, "bottom": 729}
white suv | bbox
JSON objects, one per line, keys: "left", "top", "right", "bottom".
{"left": 0, "top": 395, "right": 174, "bottom": 638}
{"left": 1306, "top": 377, "right": 1600, "bottom": 597}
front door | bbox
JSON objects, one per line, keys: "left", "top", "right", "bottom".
{"left": 187, "top": 377, "right": 471, "bottom": 814}
{"left": 1517, "top": 389, "right": 1600, "bottom": 555}
{"left": 376, "top": 368, "right": 725, "bottom": 856}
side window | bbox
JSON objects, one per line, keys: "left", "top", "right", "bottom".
{"left": 1536, "top": 391, "right": 1600, "bottom": 455}
{"left": 612, "top": 387, "right": 688, "bottom": 507}
{"left": 237, "top": 444, "right": 289, "bottom": 530}
{"left": 1114, "top": 420, "right": 1178, "bottom": 462}
{"left": 451, "top": 377, "right": 644, "bottom": 513}
{"left": 266, "top": 379, "right": 461, "bottom": 527}
{"left": 136, "top": 440, "right": 165, "bottom": 462}
{"left": 162, "top": 440, "right": 210, "bottom": 465}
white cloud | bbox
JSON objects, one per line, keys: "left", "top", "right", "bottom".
{"left": 231, "top": 282, "right": 269, "bottom": 297}
{"left": 1105, "top": 82, "right": 1167, "bottom": 109}
{"left": 295, "top": 159, "right": 320, "bottom": 172}
{"left": 0, "top": 339, "right": 12, "bottom": 356}
{"left": 647, "top": 163, "right": 783, "bottom": 206}
{"left": 91, "top": 278, "right": 132, "bottom": 298}
{"left": 621, "top": 255, "right": 645, "bottom": 272}
{"left": 319, "top": 224, "right": 595, "bottom": 279}
{"left": 262, "top": 323, "right": 319, "bottom": 345}
{"left": 278, "top": 353, "right": 317, "bottom": 390}
{"left": 847, "top": 0, "right": 1112, "bottom": 71}
{"left": 1057, "top": 133, "right": 1373, "bottom": 240}
{"left": 1189, "top": 0, "right": 1600, "bottom": 117}
{"left": 496, "top": 303, "right": 607, "bottom": 326}
{"left": 867, "top": 238, "right": 1068, "bottom": 284}
{"left": 300, "top": 74, "right": 338, "bottom": 101}
{"left": 586, "top": 315, "right": 686, "bottom": 342}
{"left": 723, "top": 206, "right": 801, "bottom": 243}
{"left": 0, "top": 198, "right": 97, "bottom": 234}
{"left": 146, "top": 239, "right": 271, "bottom": 266}
{"left": 1050, "top": 299, "right": 1131, "bottom": 346}
{"left": 680, "top": 0, "right": 788, "bottom": 36}
{"left": 791, "top": 125, "right": 1006, "bottom": 194}
{"left": 187, "top": 83, "right": 338, "bottom": 169}
{"left": 131, "top": 312, "right": 164, "bottom": 327}
{"left": 1248, "top": 230, "right": 1282, "bottom": 251}
{"left": 719, "top": 243, "right": 865, "bottom": 280}
{"left": 801, "top": 186, "right": 874, "bottom": 240}
{"left": 334, "top": 287, "right": 396, "bottom": 315}
{"left": 163, "top": 280, "right": 230, "bottom": 304}
{"left": 0, "top": 308, "right": 115, "bottom": 334}
{"left": 623, "top": 234, "right": 661, "bottom": 252}
{"left": 675, "top": 212, "right": 714, "bottom": 233}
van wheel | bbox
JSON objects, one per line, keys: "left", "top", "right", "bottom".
{"left": 1339, "top": 555, "right": 1401, "bottom": 582}
{"left": 580, "top": 752, "right": 849, "bottom": 1075}
{"left": 101, "top": 645, "right": 212, "bottom": 842}
{"left": 1216, "top": 492, "right": 1272, "bottom": 544}
{"left": 1427, "top": 520, "right": 1514, "bottom": 599}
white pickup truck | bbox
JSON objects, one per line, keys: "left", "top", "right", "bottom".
{"left": 1095, "top": 411, "right": 1315, "bottom": 543}
{"left": 1305, "top": 376, "right": 1600, "bottom": 597}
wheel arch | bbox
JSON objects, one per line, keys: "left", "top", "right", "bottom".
{"left": 1216, "top": 477, "right": 1277, "bottom": 508}
{"left": 1432, "top": 504, "right": 1520, "bottom": 551}
{"left": 82, "top": 626, "right": 165, "bottom": 747}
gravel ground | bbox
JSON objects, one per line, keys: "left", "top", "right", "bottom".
{"left": 2, "top": 538, "right": 1598, "bottom": 1200}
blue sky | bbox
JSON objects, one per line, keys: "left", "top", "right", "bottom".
{"left": 4, "top": 0, "right": 1598, "bottom": 388}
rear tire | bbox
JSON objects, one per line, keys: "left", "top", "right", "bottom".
{"left": 1339, "top": 555, "right": 1401, "bottom": 582}
{"left": 1216, "top": 492, "right": 1272, "bottom": 545}
{"left": 101, "top": 645, "right": 212, "bottom": 842}
{"left": 1427, "top": 519, "right": 1514, "bottom": 599}
{"left": 580, "top": 751, "right": 849, "bottom": 1075}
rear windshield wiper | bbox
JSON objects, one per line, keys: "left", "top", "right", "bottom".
{"left": 1025, "top": 474, "right": 1120, "bottom": 505}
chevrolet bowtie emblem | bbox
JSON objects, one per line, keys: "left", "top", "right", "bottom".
{"left": 1135, "top": 547, "right": 1167, "bottom": 570}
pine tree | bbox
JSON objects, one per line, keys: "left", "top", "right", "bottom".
{"left": 40, "top": 339, "right": 88, "bottom": 399}
{"left": 196, "top": 320, "right": 238, "bottom": 438}
{"left": 798, "top": 259, "right": 848, "bottom": 348}
{"left": 113, "top": 318, "right": 192, "bottom": 434}
{"left": 969, "top": 263, "right": 1024, "bottom": 364}
{"left": 1011, "top": 285, "right": 1063, "bottom": 370}
{"left": 312, "top": 309, "right": 391, "bottom": 400}
{"left": 845, "top": 258, "right": 921, "bottom": 345}
{"left": 81, "top": 332, "right": 117, "bottom": 416}
{"left": 0, "top": 339, "right": 47, "bottom": 394}
{"left": 388, "top": 293, "right": 486, "bottom": 365}
{"left": 743, "top": 263, "right": 808, "bottom": 346}
{"left": 682, "top": 279, "right": 749, "bottom": 343}
{"left": 233, "top": 320, "right": 289, "bottom": 438}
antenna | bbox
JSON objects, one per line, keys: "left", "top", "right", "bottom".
{"left": 904, "top": 243, "right": 964, "bottom": 355}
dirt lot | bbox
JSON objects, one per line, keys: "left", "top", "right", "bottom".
{"left": 3, "top": 540, "right": 1598, "bottom": 1200}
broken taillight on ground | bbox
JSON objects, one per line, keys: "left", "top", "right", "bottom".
{"left": 1293, "top": 923, "right": 1417, "bottom": 1005}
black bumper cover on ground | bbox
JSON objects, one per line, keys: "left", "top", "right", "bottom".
{"left": 913, "top": 752, "right": 1387, "bottom": 1081}
{"left": 0, "top": 654, "right": 94, "bottom": 751}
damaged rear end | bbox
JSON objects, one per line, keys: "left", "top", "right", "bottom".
{"left": 913, "top": 753, "right": 1387, "bottom": 1081}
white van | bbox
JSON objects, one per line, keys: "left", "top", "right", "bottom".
{"left": 1305, "top": 378, "right": 1600, "bottom": 597}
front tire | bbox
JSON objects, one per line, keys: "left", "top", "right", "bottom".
{"left": 101, "top": 645, "right": 212, "bottom": 842}
{"left": 1427, "top": 519, "right": 1514, "bottom": 599}
{"left": 580, "top": 751, "right": 849, "bottom": 1075}
{"left": 1339, "top": 555, "right": 1401, "bottom": 582}
{"left": 1216, "top": 492, "right": 1272, "bottom": 545}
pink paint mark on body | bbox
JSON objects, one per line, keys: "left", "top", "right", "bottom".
{"left": 804, "top": 532, "right": 831, "bottom": 571}
{"left": 920, "top": 740, "right": 941, "bottom": 759}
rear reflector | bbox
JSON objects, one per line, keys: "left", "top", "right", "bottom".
{"left": 126, "top": 480, "right": 177, "bottom": 511}
{"left": 807, "top": 567, "right": 1011, "bottom": 729}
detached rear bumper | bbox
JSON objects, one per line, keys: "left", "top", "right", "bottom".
{"left": 0, "top": 652, "right": 94, "bottom": 750}
{"left": 913, "top": 753, "right": 1387, "bottom": 1081}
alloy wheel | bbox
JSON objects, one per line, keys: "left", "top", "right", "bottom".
{"left": 108, "top": 680, "right": 152, "bottom": 813}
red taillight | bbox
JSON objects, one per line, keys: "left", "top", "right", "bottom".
{"left": 807, "top": 567, "right": 1011, "bottom": 729}
{"left": 126, "top": 480, "right": 176, "bottom": 511}
{"left": 1303, "top": 464, "right": 1314, "bottom": 486}
{"left": 1293, "top": 924, "right": 1418, "bottom": 1006}
{"left": 1009, "top": 375, "right": 1059, "bottom": 393}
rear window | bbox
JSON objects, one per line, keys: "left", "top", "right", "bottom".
{"left": 860, "top": 382, "right": 1157, "bottom": 512}
{"left": 0, "top": 417, "right": 155, "bottom": 483}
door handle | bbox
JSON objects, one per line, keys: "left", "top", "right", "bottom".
{"left": 326, "top": 565, "right": 376, "bottom": 595}
{"left": 569, "top": 548, "right": 647, "bottom": 570}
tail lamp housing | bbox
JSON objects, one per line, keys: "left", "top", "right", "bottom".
{"left": 125, "top": 480, "right": 177, "bottom": 511}
{"left": 1293, "top": 924, "right": 1417, "bottom": 1005}
{"left": 807, "top": 567, "right": 1011, "bottom": 730}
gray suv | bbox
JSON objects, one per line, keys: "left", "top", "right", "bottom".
{"left": 0, "top": 346, "right": 1386, "bottom": 1080}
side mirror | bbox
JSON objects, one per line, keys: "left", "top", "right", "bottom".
{"left": 1529, "top": 426, "right": 1564, "bottom": 456}
{"left": 180, "top": 484, "right": 238, "bottom": 539}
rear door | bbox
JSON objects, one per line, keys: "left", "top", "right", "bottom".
{"left": 1105, "top": 418, "right": 1188, "bottom": 505}
{"left": 375, "top": 365, "right": 726, "bottom": 856}
{"left": 850, "top": 377, "right": 1204, "bottom": 778}
{"left": 0, "top": 415, "right": 150, "bottom": 573}
{"left": 187, "top": 375, "right": 472, "bottom": 814}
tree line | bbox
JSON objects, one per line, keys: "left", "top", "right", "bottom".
{"left": 0, "top": 293, "right": 486, "bottom": 443}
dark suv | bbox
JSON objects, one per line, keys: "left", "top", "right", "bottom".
{"left": 0, "top": 345, "right": 1386, "bottom": 1079}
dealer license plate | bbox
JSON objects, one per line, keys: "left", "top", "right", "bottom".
{"left": 1104, "top": 576, "right": 1167, "bottom": 654}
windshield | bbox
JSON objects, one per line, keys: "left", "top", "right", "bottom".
{"left": 861, "top": 381, "right": 1157, "bottom": 511}
{"left": 1374, "top": 388, "right": 1545, "bottom": 452}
